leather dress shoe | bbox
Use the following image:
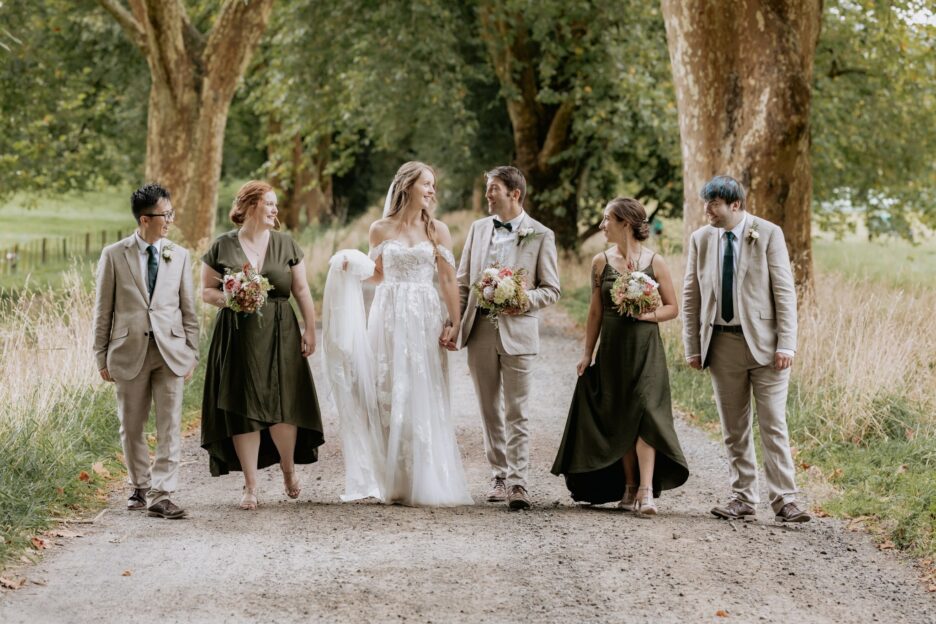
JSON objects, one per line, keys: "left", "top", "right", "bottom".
{"left": 775, "top": 502, "right": 811, "bottom": 523}
{"left": 711, "top": 499, "right": 756, "bottom": 520}
{"left": 507, "top": 485, "right": 532, "bottom": 511}
{"left": 486, "top": 477, "right": 507, "bottom": 503}
{"left": 127, "top": 488, "right": 147, "bottom": 511}
{"left": 147, "top": 499, "right": 187, "bottom": 519}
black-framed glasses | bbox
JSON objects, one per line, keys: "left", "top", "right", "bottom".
{"left": 144, "top": 210, "right": 174, "bottom": 220}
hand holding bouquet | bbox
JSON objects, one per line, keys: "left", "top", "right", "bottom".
{"left": 473, "top": 265, "right": 530, "bottom": 327}
{"left": 610, "top": 270, "right": 661, "bottom": 319}
{"left": 222, "top": 263, "right": 273, "bottom": 315}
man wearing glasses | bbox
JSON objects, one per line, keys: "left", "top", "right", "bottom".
{"left": 93, "top": 183, "right": 199, "bottom": 519}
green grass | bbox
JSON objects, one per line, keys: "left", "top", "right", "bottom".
{"left": 813, "top": 235, "right": 936, "bottom": 289}
{"left": 0, "top": 190, "right": 134, "bottom": 246}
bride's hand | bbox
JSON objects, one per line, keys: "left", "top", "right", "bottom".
{"left": 576, "top": 354, "right": 592, "bottom": 376}
{"left": 301, "top": 330, "right": 316, "bottom": 357}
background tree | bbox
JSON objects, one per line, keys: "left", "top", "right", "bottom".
{"left": 98, "top": 0, "right": 274, "bottom": 249}
{"left": 811, "top": 0, "right": 936, "bottom": 240}
{"left": 662, "top": 0, "right": 823, "bottom": 288}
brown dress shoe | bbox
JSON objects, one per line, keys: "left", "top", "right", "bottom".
{"left": 711, "top": 499, "right": 756, "bottom": 520}
{"left": 507, "top": 485, "right": 532, "bottom": 511}
{"left": 486, "top": 477, "right": 507, "bottom": 503}
{"left": 147, "top": 499, "right": 186, "bottom": 519}
{"left": 775, "top": 502, "right": 811, "bottom": 523}
{"left": 127, "top": 488, "right": 147, "bottom": 511}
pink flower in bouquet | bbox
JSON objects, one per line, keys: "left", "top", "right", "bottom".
{"left": 221, "top": 263, "right": 273, "bottom": 316}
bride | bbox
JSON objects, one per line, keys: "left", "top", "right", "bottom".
{"left": 322, "top": 161, "right": 473, "bottom": 506}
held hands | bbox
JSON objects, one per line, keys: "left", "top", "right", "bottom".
{"left": 438, "top": 323, "right": 458, "bottom": 351}
{"left": 301, "top": 330, "right": 316, "bottom": 357}
{"left": 687, "top": 356, "right": 702, "bottom": 370}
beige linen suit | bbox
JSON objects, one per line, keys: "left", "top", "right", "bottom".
{"left": 457, "top": 214, "right": 560, "bottom": 488}
{"left": 93, "top": 235, "right": 198, "bottom": 505}
{"left": 682, "top": 215, "right": 799, "bottom": 512}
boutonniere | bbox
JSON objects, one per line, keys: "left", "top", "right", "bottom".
{"left": 747, "top": 223, "right": 760, "bottom": 243}
{"left": 517, "top": 227, "right": 542, "bottom": 247}
{"left": 161, "top": 242, "right": 175, "bottom": 262}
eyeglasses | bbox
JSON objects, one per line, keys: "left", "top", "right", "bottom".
{"left": 144, "top": 210, "right": 174, "bottom": 220}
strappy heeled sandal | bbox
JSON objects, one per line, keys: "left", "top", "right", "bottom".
{"left": 240, "top": 486, "right": 258, "bottom": 511}
{"left": 282, "top": 469, "right": 301, "bottom": 499}
{"left": 634, "top": 486, "right": 657, "bottom": 516}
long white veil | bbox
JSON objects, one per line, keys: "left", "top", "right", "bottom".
{"left": 382, "top": 181, "right": 395, "bottom": 218}
{"left": 321, "top": 249, "right": 386, "bottom": 501}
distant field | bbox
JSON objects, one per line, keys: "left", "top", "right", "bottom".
{"left": 0, "top": 191, "right": 135, "bottom": 247}
{"left": 813, "top": 235, "right": 936, "bottom": 289}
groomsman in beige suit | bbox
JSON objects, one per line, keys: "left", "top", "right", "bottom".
{"left": 682, "top": 175, "right": 810, "bottom": 523}
{"left": 455, "top": 166, "right": 560, "bottom": 510}
{"left": 93, "top": 183, "right": 199, "bottom": 519}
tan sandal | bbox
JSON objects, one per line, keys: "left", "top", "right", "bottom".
{"left": 282, "top": 469, "right": 301, "bottom": 499}
{"left": 240, "top": 486, "right": 258, "bottom": 510}
{"left": 618, "top": 484, "right": 639, "bottom": 510}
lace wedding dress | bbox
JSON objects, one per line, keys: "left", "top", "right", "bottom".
{"left": 322, "top": 240, "right": 473, "bottom": 507}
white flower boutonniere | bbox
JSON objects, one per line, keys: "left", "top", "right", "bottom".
{"left": 517, "top": 227, "right": 542, "bottom": 247}
{"left": 747, "top": 223, "right": 760, "bottom": 244}
{"left": 162, "top": 242, "right": 175, "bottom": 262}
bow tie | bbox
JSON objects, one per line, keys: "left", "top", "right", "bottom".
{"left": 493, "top": 219, "right": 513, "bottom": 232}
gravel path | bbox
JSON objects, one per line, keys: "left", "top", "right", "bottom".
{"left": 2, "top": 309, "right": 933, "bottom": 623}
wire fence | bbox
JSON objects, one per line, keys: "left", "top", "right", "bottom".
{"left": 0, "top": 230, "right": 129, "bottom": 275}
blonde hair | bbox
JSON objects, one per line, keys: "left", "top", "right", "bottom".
{"left": 386, "top": 161, "right": 438, "bottom": 250}
{"left": 230, "top": 180, "right": 277, "bottom": 228}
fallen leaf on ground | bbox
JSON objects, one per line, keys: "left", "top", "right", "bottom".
{"left": 92, "top": 462, "right": 111, "bottom": 478}
{"left": 78, "top": 471, "right": 90, "bottom": 482}
{"left": 55, "top": 487, "right": 64, "bottom": 495}
{"left": 927, "top": 584, "right": 935, "bottom": 593}
{"left": 0, "top": 577, "right": 26, "bottom": 590}
{"left": 122, "top": 569, "right": 132, "bottom": 576}
{"left": 715, "top": 609, "right": 729, "bottom": 617}
{"left": 878, "top": 540, "right": 896, "bottom": 550}
{"left": 30, "top": 537, "right": 47, "bottom": 550}
{"left": 31, "top": 579, "right": 47, "bottom": 586}
{"left": 813, "top": 507, "right": 830, "bottom": 518}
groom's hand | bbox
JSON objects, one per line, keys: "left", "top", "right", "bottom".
{"left": 773, "top": 352, "right": 793, "bottom": 370}
{"left": 686, "top": 356, "right": 702, "bottom": 370}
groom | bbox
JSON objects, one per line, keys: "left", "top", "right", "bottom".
{"left": 456, "top": 166, "right": 560, "bottom": 510}
{"left": 93, "top": 183, "right": 199, "bottom": 519}
{"left": 682, "top": 175, "right": 810, "bottom": 523}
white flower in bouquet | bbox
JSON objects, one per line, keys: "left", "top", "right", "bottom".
{"left": 493, "top": 278, "right": 516, "bottom": 304}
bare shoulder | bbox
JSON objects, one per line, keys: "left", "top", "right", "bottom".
{"left": 369, "top": 218, "right": 394, "bottom": 245}
{"left": 432, "top": 218, "right": 451, "bottom": 237}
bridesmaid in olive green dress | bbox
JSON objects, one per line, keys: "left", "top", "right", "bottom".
{"left": 551, "top": 197, "right": 688, "bottom": 515}
{"left": 200, "top": 180, "right": 324, "bottom": 510}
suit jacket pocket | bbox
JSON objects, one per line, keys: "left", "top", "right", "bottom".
{"left": 110, "top": 327, "right": 130, "bottom": 341}
{"left": 170, "top": 327, "right": 186, "bottom": 338}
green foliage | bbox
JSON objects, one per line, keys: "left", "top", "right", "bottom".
{"left": 0, "top": 0, "right": 148, "bottom": 198}
{"left": 812, "top": 0, "right": 936, "bottom": 238}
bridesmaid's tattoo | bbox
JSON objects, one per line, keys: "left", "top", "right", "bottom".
{"left": 592, "top": 264, "right": 602, "bottom": 290}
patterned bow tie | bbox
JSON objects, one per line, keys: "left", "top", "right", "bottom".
{"left": 493, "top": 219, "right": 513, "bottom": 232}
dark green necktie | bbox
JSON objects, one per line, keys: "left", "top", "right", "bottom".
{"left": 146, "top": 245, "right": 158, "bottom": 297}
{"left": 722, "top": 232, "right": 735, "bottom": 322}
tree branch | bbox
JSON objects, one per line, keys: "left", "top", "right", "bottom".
{"left": 201, "top": 0, "right": 274, "bottom": 102}
{"left": 538, "top": 99, "right": 574, "bottom": 173}
{"left": 97, "top": 0, "right": 146, "bottom": 53}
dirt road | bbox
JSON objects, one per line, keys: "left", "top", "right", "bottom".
{"left": 1, "top": 310, "right": 933, "bottom": 623}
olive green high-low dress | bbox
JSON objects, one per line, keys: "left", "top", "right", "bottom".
{"left": 201, "top": 230, "right": 324, "bottom": 477}
{"left": 551, "top": 256, "right": 689, "bottom": 503}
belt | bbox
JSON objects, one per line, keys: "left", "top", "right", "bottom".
{"left": 713, "top": 325, "right": 743, "bottom": 335}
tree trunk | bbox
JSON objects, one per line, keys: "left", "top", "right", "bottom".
{"left": 479, "top": 3, "right": 578, "bottom": 249}
{"left": 99, "top": 0, "right": 274, "bottom": 251}
{"left": 661, "top": 0, "right": 821, "bottom": 289}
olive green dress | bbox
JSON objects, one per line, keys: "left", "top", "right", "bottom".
{"left": 551, "top": 256, "right": 689, "bottom": 503}
{"left": 201, "top": 230, "right": 324, "bottom": 477}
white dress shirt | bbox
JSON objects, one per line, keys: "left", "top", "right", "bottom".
{"left": 485, "top": 211, "right": 526, "bottom": 268}
{"left": 716, "top": 216, "right": 746, "bottom": 326}
{"left": 134, "top": 232, "right": 163, "bottom": 290}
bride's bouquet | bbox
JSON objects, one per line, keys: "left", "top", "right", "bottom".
{"left": 473, "top": 265, "right": 530, "bottom": 327}
{"left": 610, "top": 270, "right": 661, "bottom": 318}
{"left": 222, "top": 263, "right": 273, "bottom": 315}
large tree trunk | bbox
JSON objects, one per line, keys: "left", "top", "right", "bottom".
{"left": 661, "top": 0, "right": 821, "bottom": 289}
{"left": 479, "top": 3, "right": 578, "bottom": 249}
{"left": 99, "top": 0, "right": 274, "bottom": 251}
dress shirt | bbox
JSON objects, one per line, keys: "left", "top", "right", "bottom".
{"left": 485, "top": 211, "right": 526, "bottom": 268}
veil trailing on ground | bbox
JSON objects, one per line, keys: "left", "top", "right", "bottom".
{"left": 321, "top": 249, "right": 386, "bottom": 501}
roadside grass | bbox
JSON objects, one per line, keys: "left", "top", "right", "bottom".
{"left": 0, "top": 268, "right": 209, "bottom": 569}
{"left": 560, "top": 230, "right": 936, "bottom": 561}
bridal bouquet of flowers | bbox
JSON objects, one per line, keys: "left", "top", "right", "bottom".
{"left": 610, "top": 270, "right": 661, "bottom": 318}
{"left": 473, "top": 265, "right": 530, "bottom": 327}
{"left": 222, "top": 263, "right": 273, "bottom": 315}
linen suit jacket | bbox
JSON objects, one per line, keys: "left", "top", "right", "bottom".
{"left": 456, "top": 214, "right": 561, "bottom": 355}
{"left": 93, "top": 235, "right": 199, "bottom": 382}
{"left": 681, "top": 215, "right": 797, "bottom": 367}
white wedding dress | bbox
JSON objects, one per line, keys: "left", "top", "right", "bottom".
{"left": 322, "top": 240, "right": 473, "bottom": 507}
